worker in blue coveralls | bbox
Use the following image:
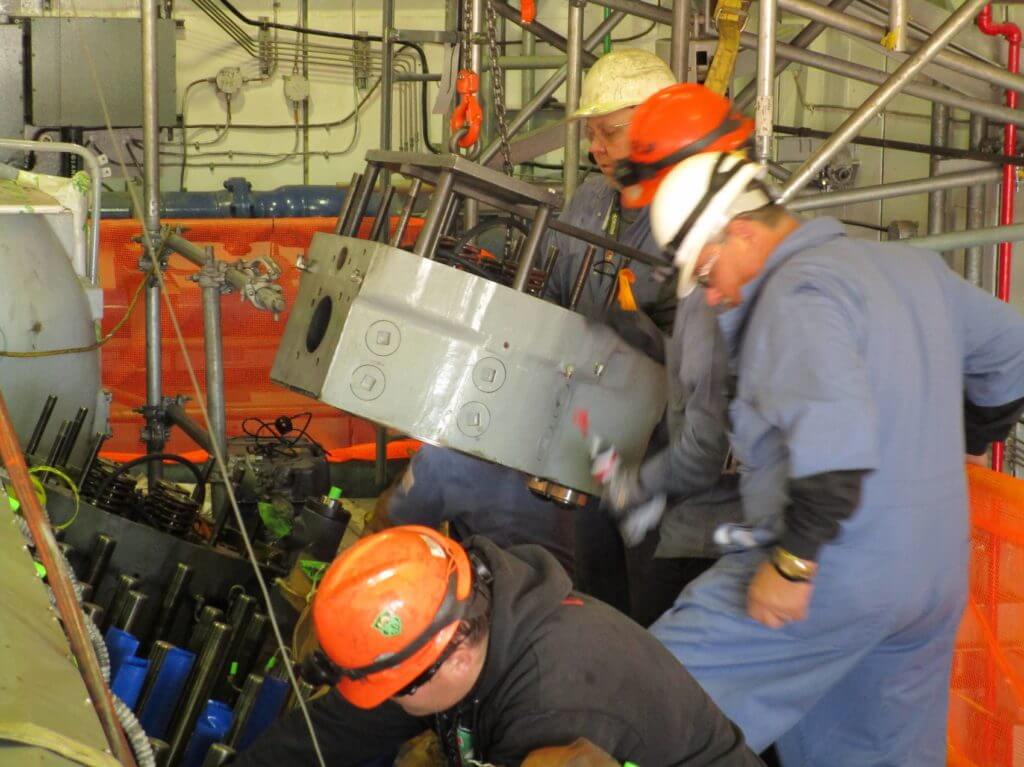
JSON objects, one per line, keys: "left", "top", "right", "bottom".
{"left": 635, "top": 149, "right": 1024, "bottom": 764}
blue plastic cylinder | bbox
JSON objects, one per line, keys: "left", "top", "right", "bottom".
{"left": 111, "top": 656, "right": 150, "bottom": 709}
{"left": 138, "top": 646, "right": 196, "bottom": 740}
{"left": 104, "top": 627, "right": 140, "bottom": 681}
{"left": 236, "top": 675, "right": 290, "bottom": 751}
{"left": 181, "top": 700, "right": 235, "bottom": 767}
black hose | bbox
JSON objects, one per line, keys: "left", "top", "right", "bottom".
{"left": 215, "top": 0, "right": 384, "bottom": 42}
{"left": 93, "top": 453, "right": 207, "bottom": 508}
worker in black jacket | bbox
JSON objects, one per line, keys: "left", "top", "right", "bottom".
{"left": 235, "top": 526, "right": 762, "bottom": 766}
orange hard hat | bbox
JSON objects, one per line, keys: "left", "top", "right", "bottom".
{"left": 616, "top": 83, "right": 754, "bottom": 209}
{"left": 311, "top": 526, "right": 474, "bottom": 709}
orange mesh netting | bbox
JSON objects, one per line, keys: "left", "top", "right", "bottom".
{"left": 98, "top": 215, "right": 422, "bottom": 458}
{"left": 949, "top": 465, "right": 1024, "bottom": 766}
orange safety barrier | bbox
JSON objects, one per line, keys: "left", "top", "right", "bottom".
{"left": 949, "top": 465, "right": 1024, "bottom": 765}
{"left": 98, "top": 215, "right": 423, "bottom": 456}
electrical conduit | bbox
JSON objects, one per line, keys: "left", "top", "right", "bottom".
{"left": 977, "top": 4, "right": 1020, "bottom": 473}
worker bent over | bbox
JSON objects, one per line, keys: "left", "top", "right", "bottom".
{"left": 641, "top": 151, "right": 1024, "bottom": 764}
{"left": 235, "top": 526, "right": 762, "bottom": 766}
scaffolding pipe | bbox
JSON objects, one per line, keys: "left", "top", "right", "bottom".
{"left": 788, "top": 166, "right": 1001, "bottom": 211}
{"left": 734, "top": 0, "right": 857, "bottom": 111}
{"left": 755, "top": 0, "right": 777, "bottom": 162}
{"left": 465, "top": 0, "right": 485, "bottom": 231}
{"left": 977, "top": 2, "right": 1021, "bottom": 474}
{"left": 775, "top": 0, "right": 1024, "bottom": 96}
{"left": 779, "top": 0, "right": 992, "bottom": 204}
{"left": 565, "top": 0, "right": 586, "bottom": 201}
{"left": 142, "top": 0, "right": 164, "bottom": 485}
{"left": 490, "top": 1, "right": 597, "bottom": 65}
{"left": 670, "top": 0, "right": 692, "bottom": 82}
{"left": 927, "top": 103, "right": 950, "bottom": 238}
{"left": 906, "top": 223, "right": 1024, "bottom": 251}
{"left": 888, "top": 0, "right": 908, "bottom": 52}
{"left": 478, "top": 10, "right": 627, "bottom": 165}
{"left": 738, "top": 32, "right": 1024, "bottom": 129}
{"left": 0, "top": 391, "right": 138, "bottom": 767}
{"left": 965, "top": 114, "right": 988, "bottom": 286}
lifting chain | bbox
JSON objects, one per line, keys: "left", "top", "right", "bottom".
{"left": 484, "top": 0, "right": 515, "bottom": 177}
{"left": 460, "top": 0, "right": 473, "bottom": 71}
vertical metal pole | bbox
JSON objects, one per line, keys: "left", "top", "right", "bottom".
{"left": 755, "top": 0, "right": 777, "bottom": 163}
{"left": 142, "top": 0, "right": 164, "bottom": 482}
{"left": 778, "top": 0, "right": 990, "bottom": 203}
{"left": 565, "top": 0, "right": 586, "bottom": 202}
{"left": 200, "top": 254, "right": 227, "bottom": 475}
{"left": 512, "top": 206, "right": 551, "bottom": 291}
{"left": 888, "top": 0, "right": 908, "bottom": 51}
{"left": 966, "top": 114, "right": 988, "bottom": 286}
{"left": 521, "top": 28, "right": 536, "bottom": 179}
{"left": 670, "top": 0, "right": 691, "bottom": 82}
{"left": 381, "top": 0, "right": 396, "bottom": 188}
{"left": 465, "top": 0, "right": 485, "bottom": 230}
{"left": 927, "top": 103, "right": 950, "bottom": 238}
{"left": 299, "top": 0, "right": 310, "bottom": 183}
{"left": 375, "top": 426, "right": 388, "bottom": 491}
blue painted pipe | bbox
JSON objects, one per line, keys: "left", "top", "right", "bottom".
{"left": 139, "top": 646, "right": 197, "bottom": 739}
{"left": 102, "top": 177, "right": 355, "bottom": 219}
{"left": 181, "top": 700, "right": 235, "bottom": 767}
{"left": 105, "top": 627, "right": 140, "bottom": 681}
{"left": 236, "top": 675, "right": 289, "bottom": 751}
{"left": 111, "top": 656, "right": 150, "bottom": 710}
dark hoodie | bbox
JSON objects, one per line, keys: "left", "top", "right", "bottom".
{"left": 236, "top": 538, "right": 761, "bottom": 767}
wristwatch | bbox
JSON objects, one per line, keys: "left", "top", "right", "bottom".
{"left": 770, "top": 547, "right": 818, "bottom": 582}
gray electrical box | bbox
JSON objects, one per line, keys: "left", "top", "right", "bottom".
{"left": 271, "top": 234, "right": 667, "bottom": 495}
{"left": 28, "top": 17, "right": 177, "bottom": 127}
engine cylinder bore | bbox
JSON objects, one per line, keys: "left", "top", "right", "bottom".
{"left": 82, "top": 458, "right": 141, "bottom": 517}
{"left": 143, "top": 480, "right": 201, "bottom": 538}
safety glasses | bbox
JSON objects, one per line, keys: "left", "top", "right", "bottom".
{"left": 393, "top": 635, "right": 464, "bottom": 698}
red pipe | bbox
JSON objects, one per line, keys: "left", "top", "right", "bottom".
{"left": 977, "top": 4, "right": 1021, "bottom": 473}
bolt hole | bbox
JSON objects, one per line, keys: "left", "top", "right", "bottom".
{"left": 336, "top": 246, "right": 349, "bottom": 270}
{"left": 503, "top": 341, "right": 510, "bottom": 349}
{"left": 305, "top": 296, "right": 333, "bottom": 353}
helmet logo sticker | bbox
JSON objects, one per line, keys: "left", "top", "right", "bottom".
{"left": 373, "top": 608, "right": 403, "bottom": 637}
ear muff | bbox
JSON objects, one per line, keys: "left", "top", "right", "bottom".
{"left": 300, "top": 649, "right": 342, "bottom": 687}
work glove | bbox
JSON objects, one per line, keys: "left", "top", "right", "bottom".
{"left": 590, "top": 444, "right": 667, "bottom": 547}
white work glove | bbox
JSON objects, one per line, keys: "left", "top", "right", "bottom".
{"left": 590, "top": 445, "right": 668, "bottom": 547}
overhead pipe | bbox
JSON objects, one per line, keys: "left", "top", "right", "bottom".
{"left": 779, "top": 0, "right": 992, "bottom": 203}
{"left": 965, "top": 115, "right": 989, "bottom": 287}
{"left": 670, "top": 0, "right": 692, "bottom": 82}
{"left": 927, "top": 104, "right": 951, "bottom": 239}
{"left": 565, "top": 0, "right": 586, "bottom": 201}
{"left": 755, "top": 0, "right": 778, "bottom": 162}
{"left": 905, "top": 222, "right": 1024, "bottom": 251}
{"left": 788, "top": 167, "right": 1001, "bottom": 211}
{"left": 977, "top": 3, "right": 1021, "bottom": 473}
{"left": 775, "top": 0, "right": 1024, "bottom": 97}
{"left": 888, "top": 0, "right": 908, "bottom": 51}
{"left": 490, "top": 1, "right": 598, "bottom": 66}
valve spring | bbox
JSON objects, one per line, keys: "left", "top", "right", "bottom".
{"left": 142, "top": 480, "right": 200, "bottom": 538}
{"left": 81, "top": 458, "right": 141, "bottom": 517}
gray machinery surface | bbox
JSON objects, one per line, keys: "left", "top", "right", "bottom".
{"left": 0, "top": 169, "right": 105, "bottom": 470}
{"left": 273, "top": 151, "right": 668, "bottom": 496}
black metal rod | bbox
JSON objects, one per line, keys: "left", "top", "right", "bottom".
{"left": 44, "top": 421, "right": 71, "bottom": 468}
{"left": 167, "top": 621, "right": 233, "bottom": 765}
{"left": 105, "top": 574, "right": 140, "bottom": 631}
{"left": 773, "top": 123, "right": 1022, "bottom": 165}
{"left": 226, "top": 673, "right": 263, "bottom": 748}
{"left": 150, "top": 738, "right": 171, "bottom": 767}
{"left": 568, "top": 245, "right": 598, "bottom": 311}
{"left": 152, "top": 563, "right": 193, "bottom": 642}
{"left": 26, "top": 395, "right": 58, "bottom": 455}
{"left": 333, "top": 172, "right": 362, "bottom": 235}
{"left": 233, "top": 612, "right": 270, "bottom": 684}
{"left": 79, "top": 432, "right": 107, "bottom": 485}
{"left": 137, "top": 640, "right": 174, "bottom": 716}
{"left": 202, "top": 743, "right": 237, "bottom": 766}
{"left": 83, "top": 534, "right": 116, "bottom": 591}
{"left": 117, "top": 590, "right": 150, "bottom": 636}
{"left": 188, "top": 605, "right": 225, "bottom": 655}
{"left": 391, "top": 178, "right": 423, "bottom": 247}
{"left": 344, "top": 163, "right": 381, "bottom": 237}
{"left": 82, "top": 601, "right": 105, "bottom": 626}
{"left": 56, "top": 406, "right": 89, "bottom": 468}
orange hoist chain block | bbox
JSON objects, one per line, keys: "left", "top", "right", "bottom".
{"left": 521, "top": 0, "right": 536, "bottom": 24}
{"left": 450, "top": 69, "right": 483, "bottom": 148}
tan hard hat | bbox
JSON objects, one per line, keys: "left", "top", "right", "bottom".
{"left": 573, "top": 48, "right": 677, "bottom": 119}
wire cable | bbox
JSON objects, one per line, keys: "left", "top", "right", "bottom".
{"left": 0, "top": 275, "right": 146, "bottom": 358}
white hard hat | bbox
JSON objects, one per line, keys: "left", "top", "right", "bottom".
{"left": 650, "top": 152, "right": 772, "bottom": 297}
{"left": 573, "top": 49, "right": 676, "bottom": 119}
